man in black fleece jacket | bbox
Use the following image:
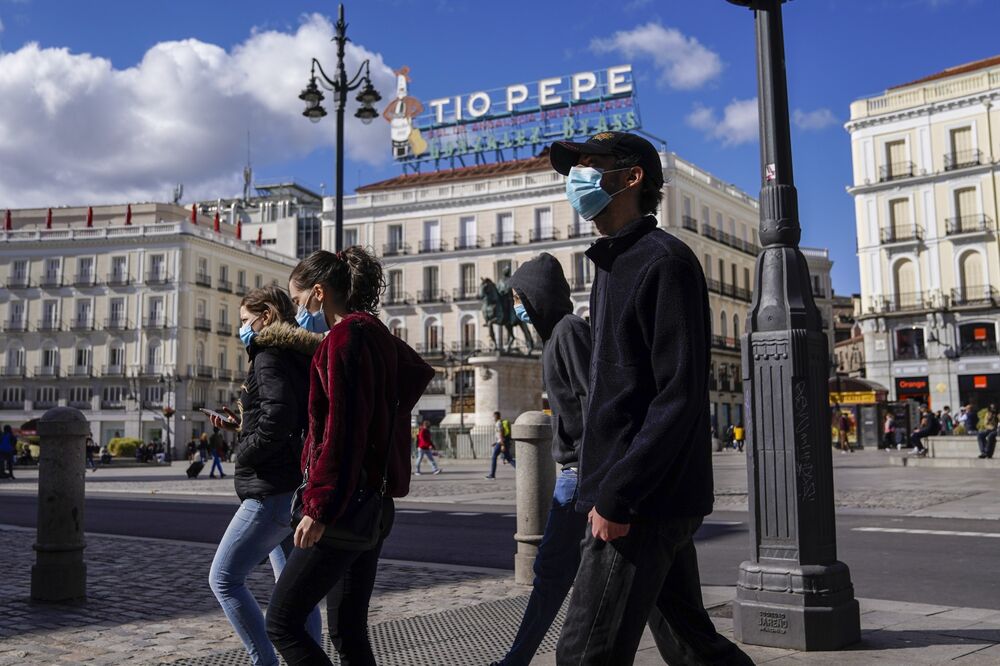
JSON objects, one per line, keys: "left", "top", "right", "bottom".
{"left": 551, "top": 132, "right": 751, "bottom": 665}
{"left": 489, "top": 253, "right": 590, "bottom": 666}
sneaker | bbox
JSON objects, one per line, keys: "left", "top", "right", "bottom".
{"left": 485, "top": 475, "right": 495, "bottom": 479}
{"left": 433, "top": 468, "right": 442, "bottom": 475}
{"left": 840, "top": 450, "right": 847, "bottom": 454}
{"left": 979, "top": 454, "right": 988, "bottom": 459}
{"left": 414, "top": 471, "right": 422, "bottom": 475}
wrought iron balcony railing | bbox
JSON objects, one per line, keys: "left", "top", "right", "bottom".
{"left": 418, "top": 239, "right": 449, "bottom": 254}
{"left": 491, "top": 232, "right": 521, "bottom": 247}
{"left": 944, "top": 149, "right": 982, "bottom": 171}
{"left": 529, "top": 228, "right": 560, "bottom": 243}
{"left": 879, "top": 161, "right": 915, "bottom": 182}
{"left": 951, "top": 285, "right": 997, "bottom": 308}
{"left": 416, "top": 290, "right": 448, "bottom": 304}
{"left": 453, "top": 236, "right": 484, "bottom": 251}
{"left": 383, "top": 291, "right": 412, "bottom": 307}
{"left": 104, "top": 318, "right": 129, "bottom": 331}
{"left": 217, "top": 278, "right": 232, "bottom": 293}
{"left": 195, "top": 273, "right": 212, "bottom": 287}
{"left": 880, "top": 226, "right": 924, "bottom": 244}
{"left": 382, "top": 242, "right": 410, "bottom": 257}
{"left": 567, "top": 223, "right": 597, "bottom": 239}
{"left": 681, "top": 215, "right": 699, "bottom": 232}
{"left": 945, "top": 214, "right": 993, "bottom": 236}
{"left": 106, "top": 273, "right": 130, "bottom": 287}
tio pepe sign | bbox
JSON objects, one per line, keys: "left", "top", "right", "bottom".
{"left": 384, "top": 65, "right": 641, "bottom": 166}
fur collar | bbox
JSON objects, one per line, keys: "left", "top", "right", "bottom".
{"left": 253, "top": 321, "right": 323, "bottom": 356}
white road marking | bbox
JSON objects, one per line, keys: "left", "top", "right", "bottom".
{"left": 448, "top": 512, "right": 483, "bottom": 517}
{"left": 704, "top": 520, "right": 743, "bottom": 526}
{"left": 396, "top": 509, "right": 431, "bottom": 514}
{"left": 502, "top": 513, "right": 517, "bottom": 518}
{"left": 854, "top": 527, "right": 1000, "bottom": 539}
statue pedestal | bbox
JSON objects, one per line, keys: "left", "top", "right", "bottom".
{"left": 467, "top": 354, "right": 543, "bottom": 426}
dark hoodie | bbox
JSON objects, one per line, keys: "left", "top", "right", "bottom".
{"left": 234, "top": 321, "right": 323, "bottom": 501}
{"left": 508, "top": 253, "right": 591, "bottom": 466}
{"left": 302, "top": 312, "right": 435, "bottom": 525}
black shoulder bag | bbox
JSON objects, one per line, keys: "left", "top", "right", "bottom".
{"left": 290, "top": 398, "right": 399, "bottom": 551}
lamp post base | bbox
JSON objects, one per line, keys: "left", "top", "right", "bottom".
{"left": 733, "top": 560, "right": 860, "bottom": 650}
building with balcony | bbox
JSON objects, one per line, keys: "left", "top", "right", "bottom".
{"left": 330, "top": 148, "right": 833, "bottom": 431}
{"left": 0, "top": 203, "right": 296, "bottom": 451}
{"left": 846, "top": 54, "right": 1000, "bottom": 409}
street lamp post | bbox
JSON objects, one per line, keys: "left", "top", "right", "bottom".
{"left": 726, "top": 0, "right": 860, "bottom": 650}
{"left": 298, "top": 3, "right": 381, "bottom": 252}
{"left": 159, "top": 374, "right": 180, "bottom": 463}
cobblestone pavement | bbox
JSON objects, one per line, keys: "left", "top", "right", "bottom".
{"left": 0, "top": 527, "right": 523, "bottom": 665}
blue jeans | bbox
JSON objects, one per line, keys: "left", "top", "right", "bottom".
{"left": 210, "top": 492, "right": 322, "bottom": 666}
{"left": 501, "top": 468, "right": 587, "bottom": 666}
{"left": 415, "top": 448, "right": 439, "bottom": 472}
{"left": 488, "top": 442, "right": 515, "bottom": 477}
{"left": 210, "top": 452, "right": 225, "bottom": 476}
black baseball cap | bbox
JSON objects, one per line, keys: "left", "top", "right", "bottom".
{"left": 550, "top": 131, "right": 664, "bottom": 188}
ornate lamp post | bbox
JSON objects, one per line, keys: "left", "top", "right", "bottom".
{"left": 159, "top": 373, "right": 180, "bottom": 463}
{"left": 299, "top": 3, "right": 381, "bottom": 251}
{"left": 725, "top": 0, "right": 860, "bottom": 650}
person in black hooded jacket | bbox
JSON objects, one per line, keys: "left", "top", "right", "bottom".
{"left": 208, "top": 286, "right": 322, "bottom": 666}
{"left": 489, "top": 252, "right": 591, "bottom": 666}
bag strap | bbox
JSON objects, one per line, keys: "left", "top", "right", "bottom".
{"left": 377, "top": 397, "right": 399, "bottom": 496}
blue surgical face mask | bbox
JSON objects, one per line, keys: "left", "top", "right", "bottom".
{"left": 295, "top": 293, "right": 329, "bottom": 334}
{"left": 239, "top": 315, "right": 260, "bottom": 348}
{"left": 514, "top": 303, "right": 531, "bottom": 324}
{"left": 565, "top": 166, "right": 630, "bottom": 221}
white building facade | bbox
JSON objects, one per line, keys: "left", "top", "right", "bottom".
{"left": 0, "top": 204, "right": 296, "bottom": 451}
{"left": 846, "top": 55, "right": 1000, "bottom": 410}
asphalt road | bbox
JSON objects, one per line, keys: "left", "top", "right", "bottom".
{"left": 3, "top": 495, "right": 999, "bottom": 610}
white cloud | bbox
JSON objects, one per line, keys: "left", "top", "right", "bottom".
{"left": 793, "top": 108, "right": 837, "bottom": 130}
{"left": 686, "top": 99, "right": 758, "bottom": 146}
{"left": 0, "top": 13, "right": 395, "bottom": 207}
{"left": 590, "top": 22, "right": 722, "bottom": 90}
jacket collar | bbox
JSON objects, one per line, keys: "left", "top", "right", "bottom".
{"left": 250, "top": 321, "right": 324, "bottom": 358}
{"left": 585, "top": 216, "right": 658, "bottom": 271}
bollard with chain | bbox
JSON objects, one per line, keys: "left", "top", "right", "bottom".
{"left": 32, "top": 407, "right": 89, "bottom": 602}
{"left": 512, "top": 411, "right": 555, "bottom": 585}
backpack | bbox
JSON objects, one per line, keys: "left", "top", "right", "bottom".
{"left": 501, "top": 419, "right": 512, "bottom": 438}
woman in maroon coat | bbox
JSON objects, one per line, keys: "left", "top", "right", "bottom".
{"left": 266, "top": 248, "right": 434, "bottom": 665}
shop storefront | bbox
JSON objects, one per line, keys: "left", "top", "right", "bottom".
{"left": 829, "top": 377, "right": 889, "bottom": 449}
{"left": 958, "top": 373, "right": 1000, "bottom": 412}
{"left": 895, "top": 376, "right": 930, "bottom": 408}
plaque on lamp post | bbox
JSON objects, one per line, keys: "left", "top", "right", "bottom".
{"left": 725, "top": 0, "right": 860, "bottom": 650}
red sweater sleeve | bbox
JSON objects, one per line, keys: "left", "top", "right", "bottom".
{"left": 302, "top": 323, "right": 375, "bottom": 524}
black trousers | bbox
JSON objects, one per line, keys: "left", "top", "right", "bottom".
{"left": 266, "top": 499, "right": 394, "bottom": 666}
{"left": 556, "top": 515, "right": 752, "bottom": 666}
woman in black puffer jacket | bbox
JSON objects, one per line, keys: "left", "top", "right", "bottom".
{"left": 208, "top": 286, "right": 324, "bottom": 666}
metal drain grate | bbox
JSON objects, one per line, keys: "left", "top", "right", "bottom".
{"left": 170, "top": 594, "right": 566, "bottom": 666}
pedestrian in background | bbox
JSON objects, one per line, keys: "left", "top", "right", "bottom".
{"left": 883, "top": 412, "right": 896, "bottom": 450}
{"left": 266, "top": 248, "right": 434, "bottom": 665}
{"left": 733, "top": 423, "right": 746, "bottom": 452}
{"left": 414, "top": 420, "right": 441, "bottom": 475}
{"left": 838, "top": 411, "right": 853, "bottom": 454}
{"left": 910, "top": 405, "right": 940, "bottom": 455}
{"left": 977, "top": 404, "right": 997, "bottom": 459}
{"left": 486, "top": 411, "right": 515, "bottom": 479}
{"left": 197, "top": 433, "right": 210, "bottom": 463}
{"left": 547, "top": 132, "right": 751, "bottom": 664}
{"left": 208, "top": 286, "right": 324, "bottom": 666}
{"left": 490, "top": 252, "right": 591, "bottom": 666}
{"left": 208, "top": 427, "right": 226, "bottom": 478}
{"left": 85, "top": 435, "right": 98, "bottom": 472}
{"left": 0, "top": 425, "right": 15, "bottom": 479}
{"left": 940, "top": 406, "right": 954, "bottom": 435}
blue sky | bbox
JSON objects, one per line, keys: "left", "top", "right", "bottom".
{"left": 0, "top": 0, "right": 996, "bottom": 294}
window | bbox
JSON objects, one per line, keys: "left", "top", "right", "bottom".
{"left": 146, "top": 341, "right": 161, "bottom": 368}
{"left": 701, "top": 205, "right": 709, "bottom": 224}
{"left": 731, "top": 264, "right": 737, "bottom": 288}
{"left": 255, "top": 274, "right": 263, "bottom": 289}
{"left": 892, "top": 259, "right": 918, "bottom": 308}
{"left": 958, "top": 323, "right": 998, "bottom": 356}
{"left": 78, "top": 256, "right": 94, "bottom": 280}
{"left": 425, "top": 319, "right": 441, "bottom": 350}
{"left": 12, "top": 259, "right": 28, "bottom": 280}
{"left": 344, "top": 227, "right": 359, "bottom": 247}
{"left": 102, "top": 386, "right": 127, "bottom": 405}
{"left": 109, "top": 298, "right": 125, "bottom": 325}
{"left": 728, "top": 217, "right": 736, "bottom": 237}
{"left": 196, "top": 342, "right": 206, "bottom": 367}
{"left": 461, "top": 319, "right": 477, "bottom": 350}
{"left": 460, "top": 264, "right": 477, "bottom": 297}
{"left": 44, "top": 257, "right": 61, "bottom": 281}
{"left": 423, "top": 219, "right": 441, "bottom": 252}
{"left": 143, "top": 385, "right": 163, "bottom": 406}
{"left": 454, "top": 369, "right": 474, "bottom": 394}
{"left": 148, "top": 297, "right": 164, "bottom": 325}
{"left": 197, "top": 298, "right": 207, "bottom": 318}
{"left": 237, "top": 270, "right": 246, "bottom": 289}
{"left": 458, "top": 216, "right": 477, "bottom": 249}
{"left": 683, "top": 197, "right": 692, "bottom": 218}
{"left": 885, "top": 139, "right": 907, "bottom": 171}
{"left": 389, "top": 320, "right": 407, "bottom": 341}
{"left": 69, "top": 387, "right": 92, "bottom": 406}
{"left": 495, "top": 260, "right": 512, "bottom": 282}
{"left": 111, "top": 256, "right": 128, "bottom": 280}
{"left": 953, "top": 187, "right": 978, "bottom": 225}
{"left": 895, "top": 327, "right": 925, "bottom": 360}
{"left": 296, "top": 214, "right": 322, "bottom": 258}
{"left": 35, "top": 387, "right": 59, "bottom": 406}
{"left": 888, "top": 198, "right": 911, "bottom": 238}
{"left": 533, "top": 208, "right": 553, "bottom": 241}
{"left": 715, "top": 212, "right": 723, "bottom": 231}
{"left": 8, "top": 301, "right": 24, "bottom": 325}
{"left": 219, "top": 265, "right": 229, "bottom": 282}
{"left": 423, "top": 266, "right": 439, "bottom": 297}
{"left": 387, "top": 270, "right": 403, "bottom": 302}
{"left": 219, "top": 347, "right": 228, "bottom": 370}
{"left": 387, "top": 225, "right": 404, "bottom": 252}
{"left": 718, "top": 260, "right": 725, "bottom": 286}
{"left": 149, "top": 254, "right": 166, "bottom": 280}
{"left": 720, "top": 312, "right": 728, "bottom": 338}
{"left": 75, "top": 299, "right": 92, "bottom": 326}
{"left": 237, "top": 354, "right": 245, "bottom": 374}
{"left": 1, "top": 387, "right": 24, "bottom": 405}
{"left": 198, "top": 257, "right": 208, "bottom": 275}
{"left": 958, "top": 251, "right": 985, "bottom": 298}
{"left": 733, "top": 315, "right": 740, "bottom": 340}
{"left": 75, "top": 346, "right": 92, "bottom": 368}
{"left": 42, "top": 300, "right": 59, "bottom": 327}
{"left": 744, "top": 268, "right": 751, "bottom": 290}
{"left": 704, "top": 255, "right": 712, "bottom": 279}
{"left": 219, "top": 304, "right": 229, "bottom": 325}
{"left": 6, "top": 345, "right": 24, "bottom": 370}
{"left": 496, "top": 212, "right": 514, "bottom": 244}
{"left": 108, "top": 344, "right": 124, "bottom": 368}
{"left": 572, "top": 252, "right": 592, "bottom": 288}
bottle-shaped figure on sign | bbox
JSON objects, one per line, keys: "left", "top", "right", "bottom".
{"left": 383, "top": 66, "right": 427, "bottom": 158}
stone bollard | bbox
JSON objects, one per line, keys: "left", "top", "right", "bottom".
{"left": 32, "top": 407, "right": 89, "bottom": 602}
{"left": 512, "top": 411, "right": 555, "bottom": 585}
